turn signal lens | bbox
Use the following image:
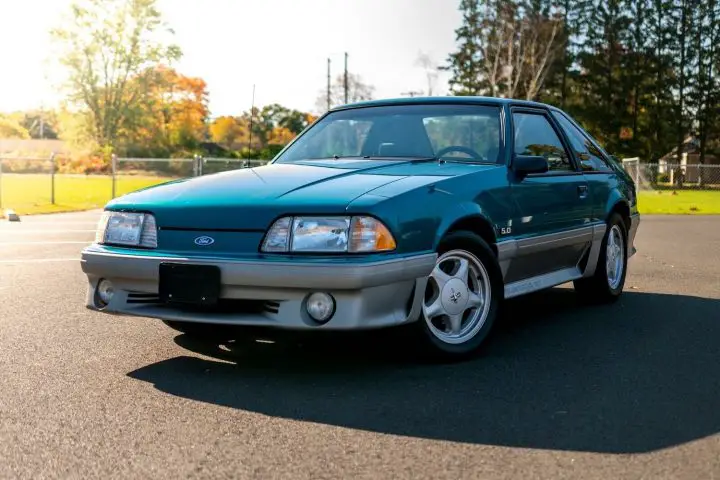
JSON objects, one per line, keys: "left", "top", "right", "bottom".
{"left": 349, "top": 217, "right": 397, "bottom": 252}
{"left": 262, "top": 217, "right": 292, "bottom": 252}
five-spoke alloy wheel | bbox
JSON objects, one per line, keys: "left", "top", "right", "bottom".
{"left": 573, "top": 212, "right": 629, "bottom": 303}
{"left": 423, "top": 250, "right": 492, "bottom": 345}
{"left": 605, "top": 224, "right": 625, "bottom": 290}
{"left": 414, "top": 231, "right": 502, "bottom": 361}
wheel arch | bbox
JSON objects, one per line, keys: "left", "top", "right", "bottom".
{"left": 434, "top": 207, "right": 498, "bottom": 257}
{"left": 608, "top": 198, "right": 631, "bottom": 233}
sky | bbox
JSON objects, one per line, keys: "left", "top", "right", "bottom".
{"left": 0, "top": 0, "right": 462, "bottom": 117}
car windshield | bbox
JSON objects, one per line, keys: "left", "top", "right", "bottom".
{"left": 274, "top": 104, "right": 502, "bottom": 164}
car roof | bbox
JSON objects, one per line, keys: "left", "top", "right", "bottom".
{"left": 330, "top": 96, "right": 559, "bottom": 112}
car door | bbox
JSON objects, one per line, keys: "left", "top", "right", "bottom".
{"left": 505, "top": 107, "right": 593, "bottom": 283}
{"left": 551, "top": 110, "right": 617, "bottom": 224}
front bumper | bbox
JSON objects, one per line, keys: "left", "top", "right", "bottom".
{"left": 80, "top": 246, "right": 436, "bottom": 330}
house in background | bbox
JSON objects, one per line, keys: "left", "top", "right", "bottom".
{"left": 657, "top": 135, "right": 720, "bottom": 185}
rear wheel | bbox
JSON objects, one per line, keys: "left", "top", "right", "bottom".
{"left": 413, "top": 231, "right": 502, "bottom": 361}
{"left": 573, "top": 212, "right": 628, "bottom": 303}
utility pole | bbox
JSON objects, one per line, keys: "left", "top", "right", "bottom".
{"left": 248, "top": 84, "right": 256, "bottom": 154}
{"left": 344, "top": 52, "right": 349, "bottom": 104}
{"left": 327, "top": 58, "right": 332, "bottom": 111}
{"left": 39, "top": 103, "right": 45, "bottom": 139}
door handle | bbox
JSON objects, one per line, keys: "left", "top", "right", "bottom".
{"left": 577, "top": 185, "right": 588, "bottom": 199}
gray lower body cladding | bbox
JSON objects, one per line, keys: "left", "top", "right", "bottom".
{"left": 498, "top": 214, "right": 640, "bottom": 299}
{"left": 81, "top": 248, "right": 436, "bottom": 330}
{"left": 81, "top": 215, "right": 640, "bottom": 329}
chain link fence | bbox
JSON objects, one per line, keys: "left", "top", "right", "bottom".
{"left": 0, "top": 153, "right": 270, "bottom": 213}
{"left": 622, "top": 158, "right": 720, "bottom": 190}
{"left": 6, "top": 153, "right": 716, "bottom": 214}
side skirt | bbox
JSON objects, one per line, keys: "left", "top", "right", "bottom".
{"left": 498, "top": 223, "right": 607, "bottom": 299}
{"left": 504, "top": 267, "right": 583, "bottom": 299}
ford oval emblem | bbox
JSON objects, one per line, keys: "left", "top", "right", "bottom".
{"left": 194, "top": 236, "right": 215, "bottom": 246}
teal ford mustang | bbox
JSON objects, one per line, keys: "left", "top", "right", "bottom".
{"left": 81, "top": 97, "right": 640, "bottom": 360}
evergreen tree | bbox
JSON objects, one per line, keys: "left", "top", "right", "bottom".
{"left": 444, "top": 0, "right": 718, "bottom": 162}
{"left": 445, "top": 0, "right": 485, "bottom": 95}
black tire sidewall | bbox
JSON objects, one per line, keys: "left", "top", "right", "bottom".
{"left": 417, "top": 231, "right": 503, "bottom": 359}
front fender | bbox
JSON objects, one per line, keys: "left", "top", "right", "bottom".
{"left": 432, "top": 201, "right": 496, "bottom": 250}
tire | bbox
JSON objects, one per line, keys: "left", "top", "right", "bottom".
{"left": 161, "top": 319, "right": 235, "bottom": 340}
{"left": 410, "top": 231, "right": 503, "bottom": 362}
{"left": 573, "top": 212, "right": 628, "bottom": 304}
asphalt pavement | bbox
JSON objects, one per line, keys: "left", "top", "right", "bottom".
{"left": 0, "top": 211, "right": 718, "bottom": 479}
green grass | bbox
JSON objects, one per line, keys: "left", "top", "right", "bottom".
{"left": 1, "top": 173, "right": 719, "bottom": 217}
{"left": 638, "top": 190, "right": 720, "bottom": 214}
{"left": 0, "top": 174, "right": 174, "bottom": 216}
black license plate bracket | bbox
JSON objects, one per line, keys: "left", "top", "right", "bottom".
{"left": 158, "top": 263, "right": 221, "bottom": 306}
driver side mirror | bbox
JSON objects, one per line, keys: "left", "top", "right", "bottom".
{"left": 512, "top": 155, "right": 549, "bottom": 177}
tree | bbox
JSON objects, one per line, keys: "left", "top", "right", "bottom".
{"left": 688, "top": 0, "right": 720, "bottom": 183}
{"left": 445, "top": 0, "right": 485, "bottom": 95}
{"left": 0, "top": 115, "right": 31, "bottom": 139}
{"left": 671, "top": 0, "right": 695, "bottom": 165}
{"left": 209, "top": 116, "right": 247, "bottom": 150}
{"left": 267, "top": 126, "right": 295, "bottom": 146}
{"left": 9, "top": 110, "right": 60, "bottom": 139}
{"left": 575, "top": 0, "right": 631, "bottom": 151}
{"left": 445, "top": 0, "right": 563, "bottom": 100}
{"left": 315, "top": 73, "right": 375, "bottom": 113}
{"left": 121, "top": 66, "right": 209, "bottom": 156}
{"left": 51, "top": 0, "right": 181, "bottom": 151}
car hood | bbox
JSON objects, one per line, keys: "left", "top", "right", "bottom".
{"left": 106, "top": 159, "right": 495, "bottom": 230}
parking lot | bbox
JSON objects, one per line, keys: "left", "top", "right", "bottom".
{"left": 0, "top": 211, "right": 718, "bottom": 479}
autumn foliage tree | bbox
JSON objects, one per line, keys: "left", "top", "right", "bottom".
{"left": 209, "top": 116, "right": 247, "bottom": 150}
{"left": 0, "top": 115, "right": 31, "bottom": 139}
{"left": 51, "top": 0, "right": 181, "bottom": 152}
{"left": 121, "top": 66, "right": 209, "bottom": 156}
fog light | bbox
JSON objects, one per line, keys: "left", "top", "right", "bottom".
{"left": 97, "top": 279, "right": 115, "bottom": 306}
{"left": 305, "top": 292, "right": 335, "bottom": 323}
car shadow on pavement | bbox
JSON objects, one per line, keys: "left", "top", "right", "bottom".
{"left": 127, "top": 289, "right": 720, "bottom": 454}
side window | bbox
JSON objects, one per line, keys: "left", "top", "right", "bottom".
{"left": 552, "top": 112, "right": 612, "bottom": 172}
{"left": 512, "top": 112, "right": 573, "bottom": 172}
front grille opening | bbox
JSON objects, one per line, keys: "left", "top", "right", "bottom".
{"left": 127, "top": 292, "right": 161, "bottom": 304}
{"left": 160, "top": 299, "right": 279, "bottom": 315}
{"left": 126, "top": 291, "right": 281, "bottom": 315}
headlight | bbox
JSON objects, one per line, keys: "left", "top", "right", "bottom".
{"left": 96, "top": 211, "right": 158, "bottom": 248}
{"left": 261, "top": 216, "right": 396, "bottom": 253}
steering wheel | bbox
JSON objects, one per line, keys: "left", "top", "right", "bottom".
{"left": 435, "top": 145, "right": 484, "bottom": 161}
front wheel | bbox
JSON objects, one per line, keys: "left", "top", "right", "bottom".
{"left": 412, "top": 231, "right": 503, "bottom": 361}
{"left": 573, "top": 212, "right": 628, "bottom": 303}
